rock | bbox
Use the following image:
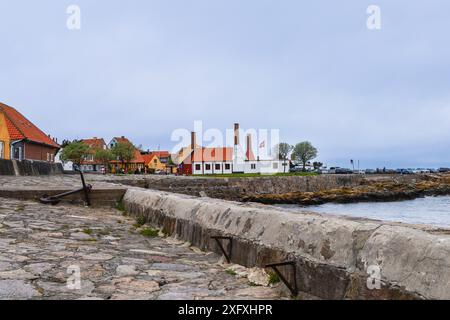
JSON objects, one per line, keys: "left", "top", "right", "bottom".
{"left": 82, "top": 253, "right": 114, "bottom": 261}
{"left": 37, "top": 280, "right": 95, "bottom": 295}
{"left": 70, "top": 232, "right": 93, "bottom": 240}
{"left": 0, "top": 280, "right": 41, "bottom": 299}
{"left": 247, "top": 268, "right": 270, "bottom": 286}
{"left": 24, "top": 263, "right": 55, "bottom": 276}
{"left": 116, "top": 265, "right": 139, "bottom": 276}
{"left": 130, "top": 249, "right": 173, "bottom": 257}
{"left": 0, "top": 269, "right": 38, "bottom": 280}
{"left": 150, "top": 263, "right": 194, "bottom": 272}
{"left": 114, "top": 278, "right": 160, "bottom": 293}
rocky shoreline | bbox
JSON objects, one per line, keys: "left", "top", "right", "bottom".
{"left": 242, "top": 174, "right": 450, "bottom": 206}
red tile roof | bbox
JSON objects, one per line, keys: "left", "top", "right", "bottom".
{"left": 0, "top": 102, "right": 59, "bottom": 148}
{"left": 81, "top": 138, "right": 106, "bottom": 149}
{"left": 142, "top": 154, "right": 158, "bottom": 165}
{"left": 110, "top": 136, "right": 145, "bottom": 164}
{"left": 113, "top": 137, "right": 132, "bottom": 145}
{"left": 148, "top": 151, "right": 170, "bottom": 158}
{"left": 192, "top": 147, "right": 233, "bottom": 162}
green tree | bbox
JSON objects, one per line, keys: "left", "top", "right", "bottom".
{"left": 313, "top": 161, "right": 323, "bottom": 170}
{"left": 275, "top": 142, "right": 293, "bottom": 173}
{"left": 111, "top": 142, "right": 135, "bottom": 173}
{"left": 60, "top": 141, "right": 91, "bottom": 166}
{"left": 94, "top": 148, "right": 114, "bottom": 173}
{"left": 292, "top": 141, "right": 318, "bottom": 171}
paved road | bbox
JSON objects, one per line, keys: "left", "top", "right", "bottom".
{"left": 0, "top": 198, "right": 287, "bottom": 300}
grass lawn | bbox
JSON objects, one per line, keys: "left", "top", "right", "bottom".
{"left": 192, "top": 172, "right": 318, "bottom": 178}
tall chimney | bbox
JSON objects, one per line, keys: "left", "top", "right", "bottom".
{"left": 246, "top": 134, "right": 252, "bottom": 160}
{"left": 191, "top": 131, "right": 197, "bottom": 150}
{"left": 234, "top": 123, "right": 240, "bottom": 146}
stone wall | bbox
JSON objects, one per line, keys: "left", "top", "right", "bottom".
{"left": 123, "top": 187, "right": 450, "bottom": 300}
{"left": 0, "top": 159, "right": 63, "bottom": 176}
{"left": 136, "top": 175, "right": 366, "bottom": 201}
{"left": 0, "top": 159, "right": 15, "bottom": 175}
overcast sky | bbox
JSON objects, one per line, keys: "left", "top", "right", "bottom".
{"left": 1, "top": 0, "right": 449, "bottom": 168}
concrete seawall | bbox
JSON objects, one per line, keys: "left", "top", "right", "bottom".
{"left": 0, "top": 159, "right": 63, "bottom": 176}
{"left": 123, "top": 188, "right": 450, "bottom": 300}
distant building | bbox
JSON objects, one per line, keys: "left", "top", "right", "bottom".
{"left": 192, "top": 147, "right": 234, "bottom": 175}
{"left": 141, "top": 150, "right": 177, "bottom": 174}
{"left": 142, "top": 153, "right": 165, "bottom": 172}
{"left": 80, "top": 137, "right": 107, "bottom": 172}
{"left": 109, "top": 136, "right": 145, "bottom": 172}
{"left": 0, "top": 102, "right": 60, "bottom": 162}
{"left": 176, "top": 123, "right": 287, "bottom": 175}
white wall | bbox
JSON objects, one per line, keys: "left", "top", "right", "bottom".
{"left": 193, "top": 162, "right": 203, "bottom": 175}
{"left": 258, "top": 160, "right": 290, "bottom": 174}
{"left": 223, "top": 162, "right": 233, "bottom": 174}
{"left": 193, "top": 161, "right": 233, "bottom": 175}
{"left": 244, "top": 161, "right": 259, "bottom": 174}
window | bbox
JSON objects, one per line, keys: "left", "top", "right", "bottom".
{"left": 205, "top": 164, "right": 211, "bottom": 170}
{"left": 195, "top": 164, "right": 201, "bottom": 171}
{"left": 215, "top": 164, "right": 221, "bottom": 170}
{"left": 251, "top": 164, "right": 256, "bottom": 170}
{"left": 47, "top": 153, "right": 50, "bottom": 161}
{"left": 225, "top": 164, "right": 231, "bottom": 170}
{"left": 273, "top": 162, "right": 279, "bottom": 169}
{"left": 0, "top": 141, "right": 4, "bottom": 159}
{"left": 154, "top": 159, "right": 158, "bottom": 164}
{"left": 14, "top": 147, "right": 22, "bottom": 160}
{"left": 51, "top": 154, "right": 55, "bottom": 162}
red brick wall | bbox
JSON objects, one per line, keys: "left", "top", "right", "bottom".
{"left": 24, "top": 142, "right": 58, "bottom": 162}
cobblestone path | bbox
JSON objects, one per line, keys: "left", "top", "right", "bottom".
{"left": 0, "top": 198, "right": 287, "bottom": 300}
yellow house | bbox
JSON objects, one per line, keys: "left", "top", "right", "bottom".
{"left": 0, "top": 112, "right": 11, "bottom": 159}
{"left": 143, "top": 154, "right": 165, "bottom": 172}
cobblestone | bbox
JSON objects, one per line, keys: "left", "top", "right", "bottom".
{"left": 0, "top": 197, "right": 288, "bottom": 300}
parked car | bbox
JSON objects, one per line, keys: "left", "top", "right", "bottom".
{"left": 328, "top": 167, "right": 339, "bottom": 174}
{"left": 439, "top": 167, "right": 450, "bottom": 173}
{"left": 365, "top": 169, "right": 376, "bottom": 174}
{"left": 396, "top": 169, "right": 413, "bottom": 174}
{"left": 335, "top": 168, "right": 353, "bottom": 174}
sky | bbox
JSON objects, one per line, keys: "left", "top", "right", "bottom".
{"left": 1, "top": 0, "right": 450, "bottom": 169}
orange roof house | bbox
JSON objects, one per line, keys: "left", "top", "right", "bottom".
{"left": 0, "top": 102, "right": 60, "bottom": 162}
{"left": 142, "top": 153, "right": 165, "bottom": 171}
{"left": 79, "top": 138, "right": 107, "bottom": 172}
{"left": 109, "top": 136, "right": 145, "bottom": 172}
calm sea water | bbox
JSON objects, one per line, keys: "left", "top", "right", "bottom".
{"left": 278, "top": 196, "right": 450, "bottom": 228}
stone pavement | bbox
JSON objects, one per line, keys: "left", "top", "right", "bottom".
{"left": 0, "top": 197, "right": 288, "bottom": 300}
{"left": 0, "top": 174, "right": 124, "bottom": 189}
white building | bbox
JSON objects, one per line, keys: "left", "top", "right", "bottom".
{"left": 185, "top": 123, "right": 289, "bottom": 175}
{"left": 55, "top": 150, "right": 74, "bottom": 171}
{"left": 192, "top": 147, "right": 233, "bottom": 175}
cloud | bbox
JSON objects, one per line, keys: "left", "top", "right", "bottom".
{"left": 1, "top": 0, "right": 449, "bottom": 168}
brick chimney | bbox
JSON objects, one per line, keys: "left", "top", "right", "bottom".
{"left": 246, "top": 134, "right": 252, "bottom": 160}
{"left": 191, "top": 131, "right": 197, "bottom": 150}
{"left": 234, "top": 123, "right": 240, "bottom": 146}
